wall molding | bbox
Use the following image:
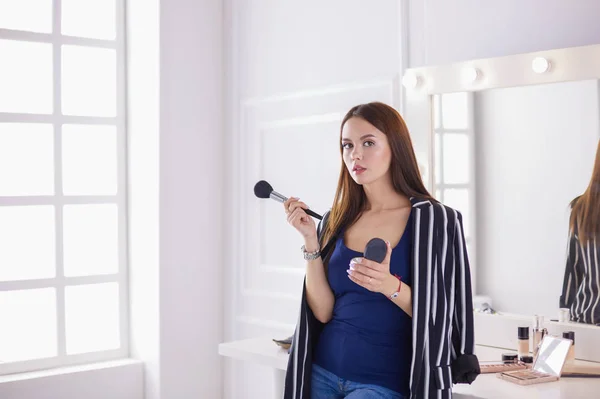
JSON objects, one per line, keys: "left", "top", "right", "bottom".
{"left": 235, "top": 78, "right": 399, "bottom": 301}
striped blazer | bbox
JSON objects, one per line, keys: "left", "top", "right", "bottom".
{"left": 560, "top": 222, "right": 600, "bottom": 325}
{"left": 283, "top": 197, "right": 480, "bottom": 399}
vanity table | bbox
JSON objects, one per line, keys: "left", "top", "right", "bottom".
{"left": 219, "top": 335, "right": 600, "bottom": 399}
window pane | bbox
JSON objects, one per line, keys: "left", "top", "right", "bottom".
{"left": 63, "top": 204, "right": 118, "bottom": 276}
{"left": 62, "top": 0, "right": 116, "bottom": 40}
{"left": 0, "top": 288, "right": 57, "bottom": 362}
{"left": 0, "top": 0, "right": 52, "bottom": 33}
{"left": 433, "top": 94, "right": 441, "bottom": 129}
{"left": 441, "top": 92, "right": 468, "bottom": 129}
{"left": 0, "top": 123, "right": 54, "bottom": 196}
{"left": 0, "top": 206, "right": 56, "bottom": 281}
{"left": 62, "top": 125, "right": 118, "bottom": 195}
{"left": 435, "top": 133, "right": 441, "bottom": 184}
{"left": 442, "top": 134, "right": 469, "bottom": 184}
{"left": 444, "top": 188, "right": 470, "bottom": 237}
{"left": 66, "top": 283, "right": 120, "bottom": 354}
{"left": 62, "top": 45, "right": 117, "bottom": 117}
{"left": 0, "top": 40, "right": 53, "bottom": 114}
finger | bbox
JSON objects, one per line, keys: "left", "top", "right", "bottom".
{"left": 383, "top": 240, "right": 392, "bottom": 265}
{"left": 283, "top": 197, "right": 299, "bottom": 214}
{"left": 355, "top": 257, "right": 384, "bottom": 272}
{"left": 288, "top": 207, "right": 307, "bottom": 224}
{"left": 348, "top": 261, "right": 384, "bottom": 279}
{"left": 355, "top": 268, "right": 386, "bottom": 286}
{"left": 347, "top": 269, "right": 381, "bottom": 290}
{"left": 287, "top": 207, "right": 301, "bottom": 223}
{"left": 288, "top": 200, "right": 308, "bottom": 213}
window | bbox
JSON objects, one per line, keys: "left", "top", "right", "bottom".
{"left": 0, "top": 0, "right": 127, "bottom": 375}
{"left": 433, "top": 92, "right": 477, "bottom": 271}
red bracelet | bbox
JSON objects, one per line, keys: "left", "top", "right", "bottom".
{"left": 388, "top": 274, "right": 402, "bottom": 300}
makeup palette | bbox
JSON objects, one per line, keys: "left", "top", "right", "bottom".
{"left": 480, "top": 362, "right": 528, "bottom": 374}
{"left": 497, "top": 335, "right": 573, "bottom": 385}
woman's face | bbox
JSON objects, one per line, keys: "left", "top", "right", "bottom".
{"left": 341, "top": 117, "right": 392, "bottom": 185}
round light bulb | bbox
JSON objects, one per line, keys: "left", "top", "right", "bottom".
{"left": 402, "top": 72, "right": 420, "bottom": 89}
{"left": 532, "top": 57, "right": 550, "bottom": 74}
{"left": 463, "top": 67, "right": 481, "bottom": 83}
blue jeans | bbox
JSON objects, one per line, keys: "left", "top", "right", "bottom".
{"left": 311, "top": 364, "right": 407, "bottom": 399}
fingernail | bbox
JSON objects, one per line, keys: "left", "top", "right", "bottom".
{"left": 349, "top": 264, "right": 355, "bottom": 271}
{"left": 346, "top": 269, "right": 351, "bottom": 275}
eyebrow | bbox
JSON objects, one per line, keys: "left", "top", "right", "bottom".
{"left": 341, "top": 134, "right": 376, "bottom": 142}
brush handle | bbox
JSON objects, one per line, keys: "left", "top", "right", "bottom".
{"left": 305, "top": 208, "right": 323, "bottom": 220}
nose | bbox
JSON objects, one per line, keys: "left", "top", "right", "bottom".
{"left": 351, "top": 146, "right": 363, "bottom": 161}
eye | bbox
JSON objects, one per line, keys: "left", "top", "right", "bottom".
{"left": 364, "top": 140, "right": 375, "bottom": 147}
{"left": 341, "top": 142, "right": 353, "bottom": 150}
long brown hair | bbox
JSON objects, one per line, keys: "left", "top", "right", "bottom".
{"left": 569, "top": 140, "right": 600, "bottom": 244}
{"left": 319, "top": 101, "right": 433, "bottom": 252}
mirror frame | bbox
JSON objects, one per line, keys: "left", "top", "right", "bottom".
{"left": 402, "top": 43, "right": 600, "bottom": 362}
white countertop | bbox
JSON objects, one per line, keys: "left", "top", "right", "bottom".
{"left": 452, "top": 345, "right": 600, "bottom": 399}
{"left": 219, "top": 336, "right": 600, "bottom": 398}
{"left": 219, "top": 335, "right": 289, "bottom": 371}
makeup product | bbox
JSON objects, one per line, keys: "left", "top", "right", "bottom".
{"left": 563, "top": 362, "right": 600, "bottom": 377}
{"left": 559, "top": 308, "right": 570, "bottom": 323}
{"left": 563, "top": 331, "right": 575, "bottom": 362}
{"left": 480, "top": 362, "right": 527, "bottom": 374}
{"left": 532, "top": 315, "right": 547, "bottom": 358}
{"left": 502, "top": 353, "right": 518, "bottom": 364}
{"left": 520, "top": 355, "right": 533, "bottom": 364}
{"left": 498, "top": 335, "right": 572, "bottom": 385}
{"left": 517, "top": 326, "right": 529, "bottom": 358}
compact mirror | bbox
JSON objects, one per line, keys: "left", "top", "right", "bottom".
{"left": 533, "top": 335, "right": 572, "bottom": 377}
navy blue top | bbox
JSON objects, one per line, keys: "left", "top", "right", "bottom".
{"left": 314, "top": 211, "right": 413, "bottom": 396}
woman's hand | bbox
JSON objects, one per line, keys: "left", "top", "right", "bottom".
{"left": 347, "top": 240, "right": 399, "bottom": 296}
{"left": 284, "top": 197, "right": 317, "bottom": 241}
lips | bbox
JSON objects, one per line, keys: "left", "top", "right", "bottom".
{"left": 352, "top": 165, "right": 366, "bottom": 174}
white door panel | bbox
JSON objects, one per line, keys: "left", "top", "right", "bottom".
{"left": 226, "top": 1, "right": 405, "bottom": 397}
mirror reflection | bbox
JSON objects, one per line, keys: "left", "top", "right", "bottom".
{"left": 432, "top": 80, "right": 600, "bottom": 325}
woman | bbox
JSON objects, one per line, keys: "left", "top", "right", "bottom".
{"left": 282, "top": 102, "right": 480, "bottom": 399}
{"left": 560, "top": 141, "right": 600, "bottom": 326}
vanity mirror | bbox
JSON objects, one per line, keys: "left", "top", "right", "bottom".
{"left": 402, "top": 44, "right": 600, "bottom": 337}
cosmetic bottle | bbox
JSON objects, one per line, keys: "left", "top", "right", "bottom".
{"left": 517, "top": 326, "right": 529, "bottom": 358}
{"left": 563, "top": 331, "right": 575, "bottom": 362}
{"left": 532, "top": 315, "right": 547, "bottom": 358}
{"left": 520, "top": 355, "right": 533, "bottom": 364}
{"left": 559, "top": 308, "right": 570, "bottom": 323}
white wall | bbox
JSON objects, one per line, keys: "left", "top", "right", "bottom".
{"left": 409, "top": 0, "right": 600, "bottom": 67}
{"left": 127, "top": 0, "right": 160, "bottom": 398}
{"left": 473, "top": 80, "right": 600, "bottom": 317}
{"left": 0, "top": 361, "right": 143, "bottom": 399}
{"left": 224, "top": 0, "right": 404, "bottom": 397}
{"left": 129, "top": 0, "right": 225, "bottom": 397}
{"left": 158, "top": 0, "right": 224, "bottom": 398}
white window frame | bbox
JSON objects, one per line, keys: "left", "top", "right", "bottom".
{"left": 432, "top": 92, "right": 477, "bottom": 279}
{"left": 0, "top": 0, "right": 128, "bottom": 375}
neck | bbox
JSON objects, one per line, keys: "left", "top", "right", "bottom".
{"left": 362, "top": 174, "right": 410, "bottom": 212}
